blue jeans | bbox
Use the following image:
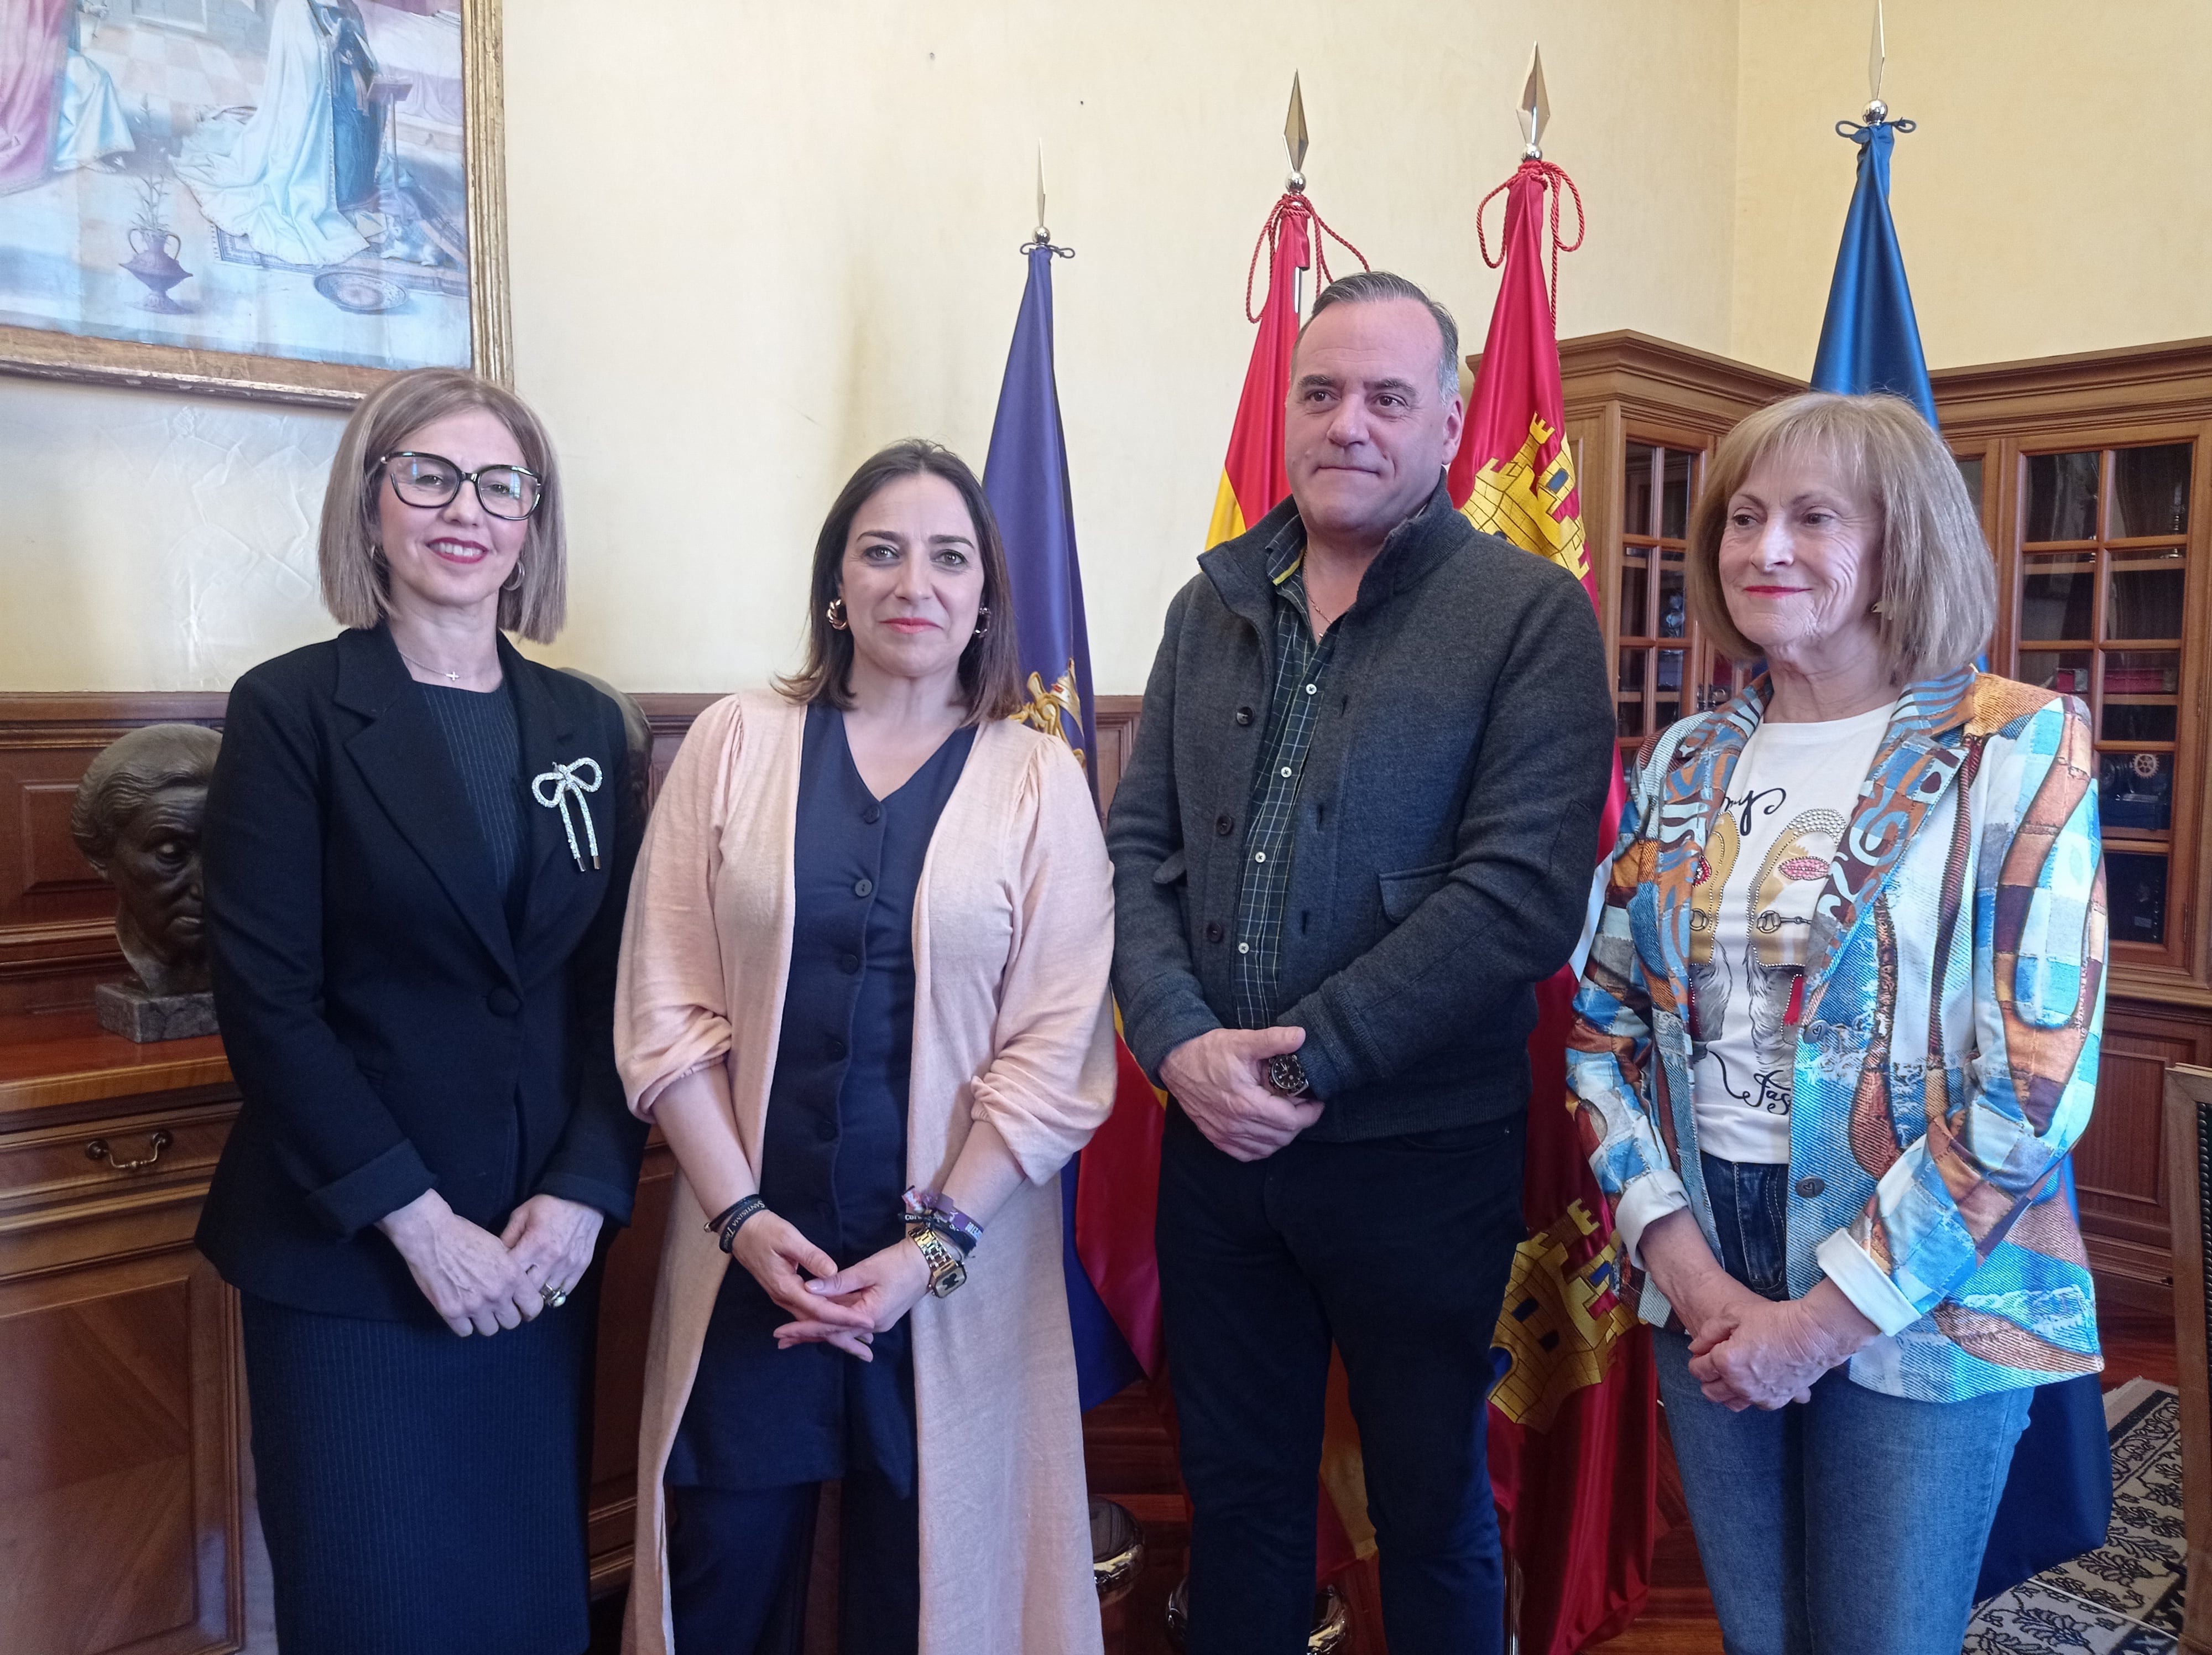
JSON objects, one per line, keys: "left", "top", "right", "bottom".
{"left": 1656, "top": 1155, "right": 2035, "bottom": 1655}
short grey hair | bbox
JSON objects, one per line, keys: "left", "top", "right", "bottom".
{"left": 1303, "top": 270, "right": 1462, "bottom": 402}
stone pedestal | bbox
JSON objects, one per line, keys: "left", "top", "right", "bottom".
{"left": 94, "top": 981, "right": 218, "bottom": 1043}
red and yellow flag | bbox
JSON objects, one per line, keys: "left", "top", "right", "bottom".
{"left": 1206, "top": 202, "right": 1312, "bottom": 547}
{"left": 1450, "top": 157, "right": 1654, "bottom": 1655}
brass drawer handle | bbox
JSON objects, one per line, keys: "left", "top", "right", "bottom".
{"left": 85, "top": 1131, "right": 172, "bottom": 1173}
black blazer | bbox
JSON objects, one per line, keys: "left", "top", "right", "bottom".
{"left": 197, "top": 623, "right": 648, "bottom": 1321}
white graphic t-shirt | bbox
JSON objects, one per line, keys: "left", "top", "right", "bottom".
{"left": 1686, "top": 700, "right": 1895, "bottom": 1164}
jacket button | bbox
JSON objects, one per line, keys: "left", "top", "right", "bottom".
{"left": 1215, "top": 815, "right": 1234, "bottom": 836}
{"left": 824, "top": 1037, "right": 847, "bottom": 1061}
{"left": 1234, "top": 707, "right": 1254, "bottom": 726}
{"left": 815, "top": 1114, "right": 838, "bottom": 1143}
{"left": 486, "top": 987, "right": 520, "bottom": 1017}
{"left": 1204, "top": 921, "right": 1224, "bottom": 943}
{"left": 1795, "top": 1177, "right": 1825, "bottom": 1198}
{"left": 839, "top": 952, "right": 860, "bottom": 974}
{"left": 853, "top": 877, "right": 874, "bottom": 898}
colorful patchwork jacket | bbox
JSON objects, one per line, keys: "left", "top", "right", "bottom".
{"left": 1566, "top": 669, "right": 2107, "bottom": 1402}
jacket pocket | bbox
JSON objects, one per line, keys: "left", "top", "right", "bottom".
{"left": 1378, "top": 861, "right": 1452, "bottom": 923}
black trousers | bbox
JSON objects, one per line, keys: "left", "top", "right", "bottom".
{"left": 666, "top": 1466, "right": 919, "bottom": 1655}
{"left": 1157, "top": 1103, "right": 1527, "bottom": 1655}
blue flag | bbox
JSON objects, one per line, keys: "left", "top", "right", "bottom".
{"left": 982, "top": 242, "right": 1142, "bottom": 1411}
{"left": 1809, "top": 121, "right": 1937, "bottom": 423}
{"left": 1812, "top": 114, "right": 2112, "bottom": 1601}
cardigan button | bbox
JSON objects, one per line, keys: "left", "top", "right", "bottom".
{"left": 1234, "top": 707, "right": 1254, "bottom": 726}
{"left": 1215, "top": 815, "right": 1234, "bottom": 836}
{"left": 486, "top": 987, "right": 520, "bottom": 1017}
{"left": 1795, "top": 1177, "right": 1825, "bottom": 1198}
{"left": 1204, "top": 921, "right": 1224, "bottom": 943}
{"left": 854, "top": 877, "right": 874, "bottom": 898}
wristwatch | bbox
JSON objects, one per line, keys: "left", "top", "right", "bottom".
{"left": 1265, "top": 1052, "right": 1312, "bottom": 1099}
{"left": 910, "top": 1226, "right": 968, "bottom": 1298}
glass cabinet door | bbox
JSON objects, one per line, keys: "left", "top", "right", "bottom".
{"left": 1612, "top": 438, "right": 1749, "bottom": 762}
{"left": 2008, "top": 441, "right": 2192, "bottom": 949}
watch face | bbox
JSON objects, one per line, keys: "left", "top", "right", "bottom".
{"left": 1268, "top": 1053, "right": 1307, "bottom": 1096}
{"left": 932, "top": 1260, "right": 967, "bottom": 1298}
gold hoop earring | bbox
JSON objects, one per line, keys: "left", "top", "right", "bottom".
{"left": 826, "top": 596, "right": 849, "bottom": 630}
{"left": 502, "top": 559, "right": 525, "bottom": 593}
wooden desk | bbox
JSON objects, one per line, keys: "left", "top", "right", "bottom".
{"left": 0, "top": 1011, "right": 668, "bottom": 1655}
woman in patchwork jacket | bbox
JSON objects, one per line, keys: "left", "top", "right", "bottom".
{"left": 1567, "top": 392, "right": 2106, "bottom": 1655}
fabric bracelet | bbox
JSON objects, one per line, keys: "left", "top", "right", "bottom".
{"left": 714, "top": 1195, "right": 768, "bottom": 1255}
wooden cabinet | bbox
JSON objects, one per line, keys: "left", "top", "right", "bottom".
{"left": 1936, "top": 339, "right": 2212, "bottom": 1308}
{"left": 1936, "top": 341, "right": 2212, "bottom": 985}
{"left": 1543, "top": 331, "right": 1801, "bottom": 762}
{"left": 0, "top": 1016, "right": 244, "bottom": 1655}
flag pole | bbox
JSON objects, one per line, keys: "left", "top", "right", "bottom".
{"left": 1864, "top": 0, "right": 1887, "bottom": 124}
{"left": 1284, "top": 71, "right": 1308, "bottom": 316}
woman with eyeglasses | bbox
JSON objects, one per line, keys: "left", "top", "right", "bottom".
{"left": 196, "top": 367, "right": 647, "bottom": 1655}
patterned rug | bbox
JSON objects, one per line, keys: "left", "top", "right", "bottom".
{"left": 1964, "top": 1378, "right": 2188, "bottom": 1654}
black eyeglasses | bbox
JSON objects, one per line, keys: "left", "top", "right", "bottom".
{"left": 379, "top": 451, "right": 543, "bottom": 520}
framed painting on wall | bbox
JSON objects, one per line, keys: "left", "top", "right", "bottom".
{"left": 0, "top": 0, "right": 507, "bottom": 406}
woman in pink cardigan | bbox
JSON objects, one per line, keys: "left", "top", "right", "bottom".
{"left": 614, "top": 440, "right": 1115, "bottom": 1655}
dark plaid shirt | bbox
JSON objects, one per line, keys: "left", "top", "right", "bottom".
{"left": 1231, "top": 518, "right": 1339, "bottom": 1028}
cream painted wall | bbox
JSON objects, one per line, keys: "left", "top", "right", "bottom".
{"left": 1, "top": 0, "right": 1740, "bottom": 693}
{"left": 1729, "top": 0, "right": 2212, "bottom": 378}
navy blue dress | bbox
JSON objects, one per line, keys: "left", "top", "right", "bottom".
{"left": 665, "top": 704, "right": 974, "bottom": 1655}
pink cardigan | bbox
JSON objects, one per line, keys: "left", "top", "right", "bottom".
{"left": 613, "top": 693, "right": 1114, "bottom": 1655}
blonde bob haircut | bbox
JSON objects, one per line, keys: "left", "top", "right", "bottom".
{"left": 1688, "top": 391, "right": 1995, "bottom": 683}
{"left": 319, "top": 367, "right": 567, "bottom": 643}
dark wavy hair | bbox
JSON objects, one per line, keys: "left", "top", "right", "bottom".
{"left": 776, "top": 439, "right": 1025, "bottom": 722}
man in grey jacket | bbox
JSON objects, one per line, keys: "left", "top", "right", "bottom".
{"left": 1106, "top": 270, "right": 1614, "bottom": 1655}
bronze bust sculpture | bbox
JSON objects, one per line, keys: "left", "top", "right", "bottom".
{"left": 70, "top": 723, "right": 222, "bottom": 1038}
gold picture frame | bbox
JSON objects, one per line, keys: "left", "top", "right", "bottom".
{"left": 0, "top": 0, "right": 509, "bottom": 407}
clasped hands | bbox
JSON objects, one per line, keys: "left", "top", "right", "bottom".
{"left": 379, "top": 1189, "right": 604, "bottom": 1337}
{"left": 1644, "top": 1210, "right": 1880, "bottom": 1412}
{"left": 1161, "top": 1024, "right": 1323, "bottom": 1162}
{"left": 731, "top": 1211, "right": 932, "bottom": 1363}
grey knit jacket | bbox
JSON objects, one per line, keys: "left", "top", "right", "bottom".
{"left": 1105, "top": 482, "right": 1615, "bottom": 1140}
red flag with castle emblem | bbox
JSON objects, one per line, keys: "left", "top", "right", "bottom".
{"left": 1448, "top": 157, "right": 1654, "bottom": 1655}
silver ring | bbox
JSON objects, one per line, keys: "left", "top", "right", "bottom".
{"left": 540, "top": 1284, "right": 568, "bottom": 1308}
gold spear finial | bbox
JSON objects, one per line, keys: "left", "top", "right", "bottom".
{"left": 1034, "top": 143, "right": 1048, "bottom": 242}
{"left": 1285, "top": 71, "right": 1308, "bottom": 191}
{"left": 1518, "top": 44, "right": 1550, "bottom": 159}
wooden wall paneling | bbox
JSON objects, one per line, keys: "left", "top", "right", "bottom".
{"left": 1093, "top": 697, "right": 1142, "bottom": 822}
{"left": 2080, "top": 1002, "right": 2212, "bottom": 1311}
{"left": 2162, "top": 1065, "right": 2211, "bottom": 1655}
